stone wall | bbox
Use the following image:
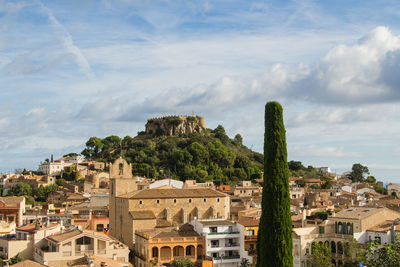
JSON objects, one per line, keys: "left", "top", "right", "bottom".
{"left": 145, "top": 116, "right": 206, "bottom": 136}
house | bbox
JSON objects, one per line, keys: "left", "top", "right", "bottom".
{"left": 237, "top": 220, "right": 259, "bottom": 267}
{"left": 218, "top": 184, "right": 231, "bottom": 194}
{"left": 33, "top": 229, "right": 129, "bottom": 266}
{"left": 0, "top": 196, "right": 25, "bottom": 227}
{"left": 292, "top": 207, "right": 400, "bottom": 267}
{"left": 134, "top": 224, "right": 209, "bottom": 267}
{"left": 0, "top": 222, "right": 61, "bottom": 261}
{"left": 190, "top": 219, "right": 252, "bottom": 267}
{"left": 233, "top": 181, "right": 260, "bottom": 197}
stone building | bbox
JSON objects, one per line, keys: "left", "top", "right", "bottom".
{"left": 109, "top": 158, "right": 230, "bottom": 249}
{"left": 134, "top": 224, "right": 209, "bottom": 267}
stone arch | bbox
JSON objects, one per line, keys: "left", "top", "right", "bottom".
{"left": 197, "top": 244, "right": 203, "bottom": 258}
{"left": 311, "top": 242, "right": 317, "bottom": 254}
{"left": 151, "top": 247, "right": 158, "bottom": 258}
{"left": 324, "top": 240, "right": 329, "bottom": 248}
{"left": 186, "top": 245, "right": 195, "bottom": 257}
{"left": 338, "top": 242, "right": 343, "bottom": 254}
{"left": 331, "top": 241, "right": 336, "bottom": 253}
{"left": 173, "top": 246, "right": 184, "bottom": 257}
{"left": 160, "top": 246, "right": 171, "bottom": 260}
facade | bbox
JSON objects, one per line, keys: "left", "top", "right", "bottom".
{"left": 134, "top": 224, "right": 209, "bottom": 267}
{"left": 191, "top": 219, "right": 252, "bottom": 267}
{"left": 0, "top": 222, "right": 61, "bottom": 261}
{"left": 233, "top": 181, "right": 260, "bottom": 197}
{"left": 292, "top": 207, "right": 400, "bottom": 267}
{"left": 237, "top": 220, "right": 259, "bottom": 267}
{"left": 109, "top": 158, "right": 230, "bottom": 249}
{"left": 0, "top": 196, "right": 25, "bottom": 227}
{"left": 33, "top": 229, "right": 129, "bottom": 266}
{"left": 38, "top": 161, "right": 63, "bottom": 176}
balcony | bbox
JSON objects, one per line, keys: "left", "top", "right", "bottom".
{"left": 208, "top": 231, "right": 240, "bottom": 235}
{"left": 213, "top": 255, "right": 240, "bottom": 261}
{"left": 245, "top": 235, "right": 257, "bottom": 240}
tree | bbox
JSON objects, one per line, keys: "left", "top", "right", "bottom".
{"left": 288, "top": 160, "right": 304, "bottom": 171}
{"left": 363, "top": 236, "right": 400, "bottom": 267}
{"left": 234, "top": 134, "right": 243, "bottom": 145}
{"left": 172, "top": 257, "right": 194, "bottom": 267}
{"left": 366, "top": 176, "right": 376, "bottom": 184}
{"left": 308, "top": 243, "right": 334, "bottom": 267}
{"left": 349, "top": 163, "right": 369, "bottom": 182}
{"left": 257, "top": 101, "right": 292, "bottom": 267}
{"left": 343, "top": 238, "right": 364, "bottom": 267}
{"left": 11, "top": 182, "right": 32, "bottom": 196}
{"left": 9, "top": 253, "right": 22, "bottom": 265}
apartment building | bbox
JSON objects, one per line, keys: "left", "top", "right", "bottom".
{"left": 191, "top": 219, "right": 252, "bottom": 267}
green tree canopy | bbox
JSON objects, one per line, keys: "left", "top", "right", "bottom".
{"left": 350, "top": 163, "right": 369, "bottom": 182}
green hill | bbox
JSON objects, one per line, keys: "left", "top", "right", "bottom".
{"left": 81, "top": 124, "right": 263, "bottom": 184}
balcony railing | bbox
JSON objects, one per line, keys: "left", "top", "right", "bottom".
{"left": 213, "top": 255, "right": 240, "bottom": 260}
{"left": 225, "top": 243, "right": 239, "bottom": 247}
{"left": 75, "top": 250, "right": 94, "bottom": 256}
{"left": 245, "top": 235, "right": 257, "bottom": 240}
{"left": 208, "top": 231, "right": 240, "bottom": 235}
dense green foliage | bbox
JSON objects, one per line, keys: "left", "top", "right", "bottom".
{"left": 308, "top": 243, "right": 334, "bottom": 267}
{"left": 172, "top": 257, "right": 194, "bottom": 267}
{"left": 364, "top": 236, "right": 400, "bottom": 267}
{"left": 257, "top": 102, "right": 292, "bottom": 267}
{"left": 8, "top": 182, "right": 58, "bottom": 204}
{"left": 349, "top": 163, "right": 369, "bottom": 182}
{"left": 81, "top": 125, "right": 263, "bottom": 183}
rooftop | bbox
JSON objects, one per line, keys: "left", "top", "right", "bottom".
{"left": 237, "top": 219, "right": 259, "bottom": 227}
{"left": 0, "top": 196, "right": 25, "bottom": 207}
{"left": 198, "top": 219, "right": 234, "bottom": 226}
{"left": 332, "top": 207, "right": 386, "bottom": 220}
{"left": 118, "top": 188, "right": 226, "bottom": 199}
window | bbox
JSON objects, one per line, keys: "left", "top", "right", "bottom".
{"left": 174, "top": 199, "right": 177, "bottom": 204}
{"left": 319, "top": 226, "right": 325, "bottom": 234}
{"left": 209, "top": 227, "right": 217, "bottom": 233}
{"left": 375, "top": 236, "right": 381, "bottom": 245}
{"left": 217, "top": 198, "right": 220, "bottom": 203}
{"left": 203, "top": 198, "right": 207, "bottom": 203}
{"left": 76, "top": 236, "right": 92, "bottom": 245}
{"left": 188, "top": 199, "right": 192, "bottom": 203}
{"left": 0, "top": 215, "right": 2, "bottom": 220}
{"left": 156, "top": 200, "right": 160, "bottom": 204}
{"left": 96, "top": 224, "right": 104, "bottom": 232}
{"left": 211, "top": 240, "right": 219, "bottom": 248}
{"left": 7, "top": 216, "right": 14, "bottom": 222}
{"left": 139, "top": 200, "right": 142, "bottom": 205}
{"left": 246, "top": 230, "right": 254, "bottom": 235}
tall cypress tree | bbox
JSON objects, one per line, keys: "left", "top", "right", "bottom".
{"left": 257, "top": 101, "right": 293, "bottom": 267}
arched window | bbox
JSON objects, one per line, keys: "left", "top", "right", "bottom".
{"left": 338, "top": 242, "right": 343, "bottom": 254}
{"left": 338, "top": 222, "right": 343, "bottom": 234}
{"left": 324, "top": 241, "right": 329, "bottom": 248}
{"left": 152, "top": 247, "right": 158, "bottom": 257}
{"left": 331, "top": 241, "right": 336, "bottom": 253}
{"left": 347, "top": 223, "right": 353, "bottom": 235}
{"left": 311, "top": 242, "right": 317, "bottom": 254}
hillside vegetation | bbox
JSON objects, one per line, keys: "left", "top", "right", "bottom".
{"left": 81, "top": 125, "right": 263, "bottom": 184}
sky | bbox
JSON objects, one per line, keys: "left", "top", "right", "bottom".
{"left": 1, "top": 0, "right": 400, "bottom": 182}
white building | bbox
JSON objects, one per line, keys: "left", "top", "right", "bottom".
{"left": 149, "top": 178, "right": 183, "bottom": 189}
{"left": 38, "top": 161, "right": 63, "bottom": 176}
{"left": 190, "top": 219, "right": 252, "bottom": 267}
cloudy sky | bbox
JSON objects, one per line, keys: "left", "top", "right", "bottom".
{"left": 1, "top": 0, "right": 400, "bottom": 182}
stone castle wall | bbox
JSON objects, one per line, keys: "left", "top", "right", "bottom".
{"left": 145, "top": 115, "right": 206, "bottom": 136}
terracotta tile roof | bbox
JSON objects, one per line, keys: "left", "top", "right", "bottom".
{"left": 17, "top": 223, "right": 58, "bottom": 233}
{"left": 0, "top": 196, "right": 24, "bottom": 207}
{"left": 238, "top": 219, "right": 259, "bottom": 227}
{"left": 46, "top": 229, "right": 82, "bottom": 243}
{"left": 118, "top": 188, "right": 227, "bottom": 199}
{"left": 11, "top": 260, "right": 47, "bottom": 267}
{"left": 129, "top": 210, "right": 156, "bottom": 220}
{"left": 332, "top": 207, "right": 386, "bottom": 220}
{"left": 198, "top": 220, "right": 234, "bottom": 226}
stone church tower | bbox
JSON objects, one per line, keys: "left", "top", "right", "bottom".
{"left": 109, "top": 157, "right": 137, "bottom": 241}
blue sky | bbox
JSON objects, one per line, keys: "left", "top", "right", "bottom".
{"left": 1, "top": 0, "right": 400, "bottom": 182}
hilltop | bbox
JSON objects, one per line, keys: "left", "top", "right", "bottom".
{"left": 81, "top": 116, "right": 263, "bottom": 184}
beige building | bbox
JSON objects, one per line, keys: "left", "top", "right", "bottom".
{"left": 134, "top": 224, "right": 207, "bottom": 267}
{"left": 33, "top": 229, "right": 129, "bottom": 266}
{"left": 293, "top": 207, "right": 400, "bottom": 267}
{"left": 109, "top": 158, "right": 230, "bottom": 249}
{"left": 233, "top": 181, "right": 261, "bottom": 197}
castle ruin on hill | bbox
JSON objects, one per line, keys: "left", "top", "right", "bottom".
{"left": 145, "top": 115, "right": 206, "bottom": 136}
